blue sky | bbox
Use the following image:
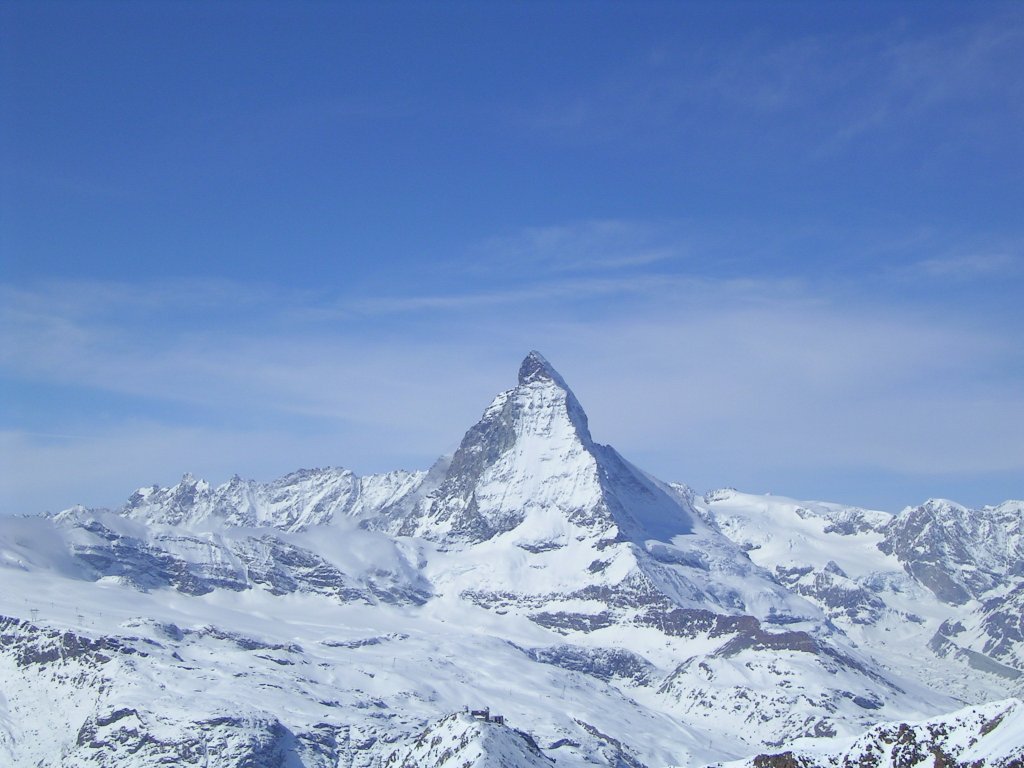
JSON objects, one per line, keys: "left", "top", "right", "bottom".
{"left": 2, "top": 1, "right": 1022, "bottom": 514}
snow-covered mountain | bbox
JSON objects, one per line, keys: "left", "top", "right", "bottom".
{"left": 0, "top": 352, "right": 1020, "bottom": 767}
{"left": 118, "top": 466, "right": 424, "bottom": 531}
{"left": 721, "top": 699, "right": 1024, "bottom": 768}
{"left": 696, "top": 489, "right": 1024, "bottom": 702}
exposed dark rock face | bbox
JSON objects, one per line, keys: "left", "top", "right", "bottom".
{"left": 776, "top": 562, "right": 886, "bottom": 626}
{"left": 874, "top": 499, "right": 1024, "bottom": 676}
{"left": 529, "top": 611, "right": 617, "bottom": 633}
{"left": 979, "top": 581, "right": 1024, "bottom": 667}
{"left": 59, "top": 516, "right": 429, "bottom": 606}
{"left": 929, "top": 623, "right": 1023, "bottom": 681}
{"left": 821, "top": 509, "right": 886, "bottom": 536}
{"left": 574, "top": 719, "right": 649, "bottom": 768}
{"left": 713, "top": 627, "right": 820, "bottom": 658}
{"left": 732, "top": 701, "right": 1024, "bottom": 768}
{"left": 398, "top": 385, "right": 523, "bottom": 542}
{"left": 522, "top": 644, "right": 656, "bottom": 685}
{"left": 72, "top": 521, "right": 248, "bottom": 596}
{"left": 879, "top": 500, "right": 1022, "bottom": 606}
{"left": 751, "top": 752, "right": 814, "bottom": 768}
{"left": 0, "top": 615, "right": 145, "bottom": 668}
{"left": 68, "top": 711, "right": 348, "bottom": 768}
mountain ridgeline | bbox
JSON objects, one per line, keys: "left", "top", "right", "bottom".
{"left": 0, "top": 352, "right": 1020, "bottom": 768}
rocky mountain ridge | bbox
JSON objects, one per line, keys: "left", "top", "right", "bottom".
{"left": 1, "top": 352, "right": 1020, "bottom": 767}
{"left": 723, "top": 699, "right": 1024, "bottom": 768}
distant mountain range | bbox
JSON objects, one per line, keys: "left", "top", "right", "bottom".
{"left": 1, "top": 352, "right": 1020, "bottom": 767}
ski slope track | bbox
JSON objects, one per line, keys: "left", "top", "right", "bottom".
{"left": 0, "top": 352, "right": 1020, "bottom": 767}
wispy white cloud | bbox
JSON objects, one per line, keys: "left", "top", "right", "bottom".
{"left": 823, "top": 15, "right": 1024, "bottom": 150}
{"left": 909, "top": 252, "right": 1020, "bottom": 280}
{"left": 2, "top": 267, "right": 1021, "bottom": 515}
{"left": 512, "top": 11, "right": 1024, "bottom": 157}
{"left": 347, "top": 274, "right": 706, "bottom": 315}
{"left": 474, "top": 219, "right": 682, "bottom": 274}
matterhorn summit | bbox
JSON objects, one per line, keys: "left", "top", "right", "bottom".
{"left": 383, "top": 350, "right": 692, "bottom": 546}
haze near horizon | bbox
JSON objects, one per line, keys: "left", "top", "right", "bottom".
{"left": 1, "top": 1, "right": 1022, "bottom": 515}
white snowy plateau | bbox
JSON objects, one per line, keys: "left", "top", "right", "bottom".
{"left": 0, "top": 351, "right": 1021, "bottom": 768}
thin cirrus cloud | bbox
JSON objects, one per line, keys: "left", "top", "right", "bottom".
{"left": 469, "top": 220, "right": 685, "bottom": 274}
{"left": 820, "top": 17, "right": 1024, "bottom": 149}
{"left": 513, "top": 12, "right": 1023, "bottom": 156}
{"left": 910, "top": 253, "right": 1021, "bottom": 281}
{"left": 2, "top": 249, "right": 1021, "bottom": 515}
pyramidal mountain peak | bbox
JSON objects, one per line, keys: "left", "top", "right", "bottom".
{"left": 514, "top": 349, "right": 592, "bottom": 442}
{"left": 382, "top": 350, "right": 696, "bottom": 546}
{"left": 518, "top": 349, "right": 566, "bottom": 386}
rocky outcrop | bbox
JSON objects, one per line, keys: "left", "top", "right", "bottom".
{"left": 733, "top": 699, "right": 1024, "bottom": 768}
{"left": 879, "top": 500, "right": 1022, "bottom": 606}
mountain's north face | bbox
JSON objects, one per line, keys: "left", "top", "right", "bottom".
{"left": 0, "top": 352, "right": 1021, "bottom": 768}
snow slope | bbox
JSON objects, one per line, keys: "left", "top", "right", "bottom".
{"left": 696, "top": 489, "right": 1024, "bottom": 702}
{"left": 0, "top": 351, "right": 1020, "bottom": 767}
{"left": 718, "top": 698, "right": 1024, "bottom": 768}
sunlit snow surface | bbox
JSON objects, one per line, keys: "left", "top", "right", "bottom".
{"left": 696, "top": 489, "right": 1024, "bottom": 701}
{"left": 0, "top": 353, "right": 1020, "bottom": 767}
{"left": 717, "top": 699, "right": 1024, "bottom": 768}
